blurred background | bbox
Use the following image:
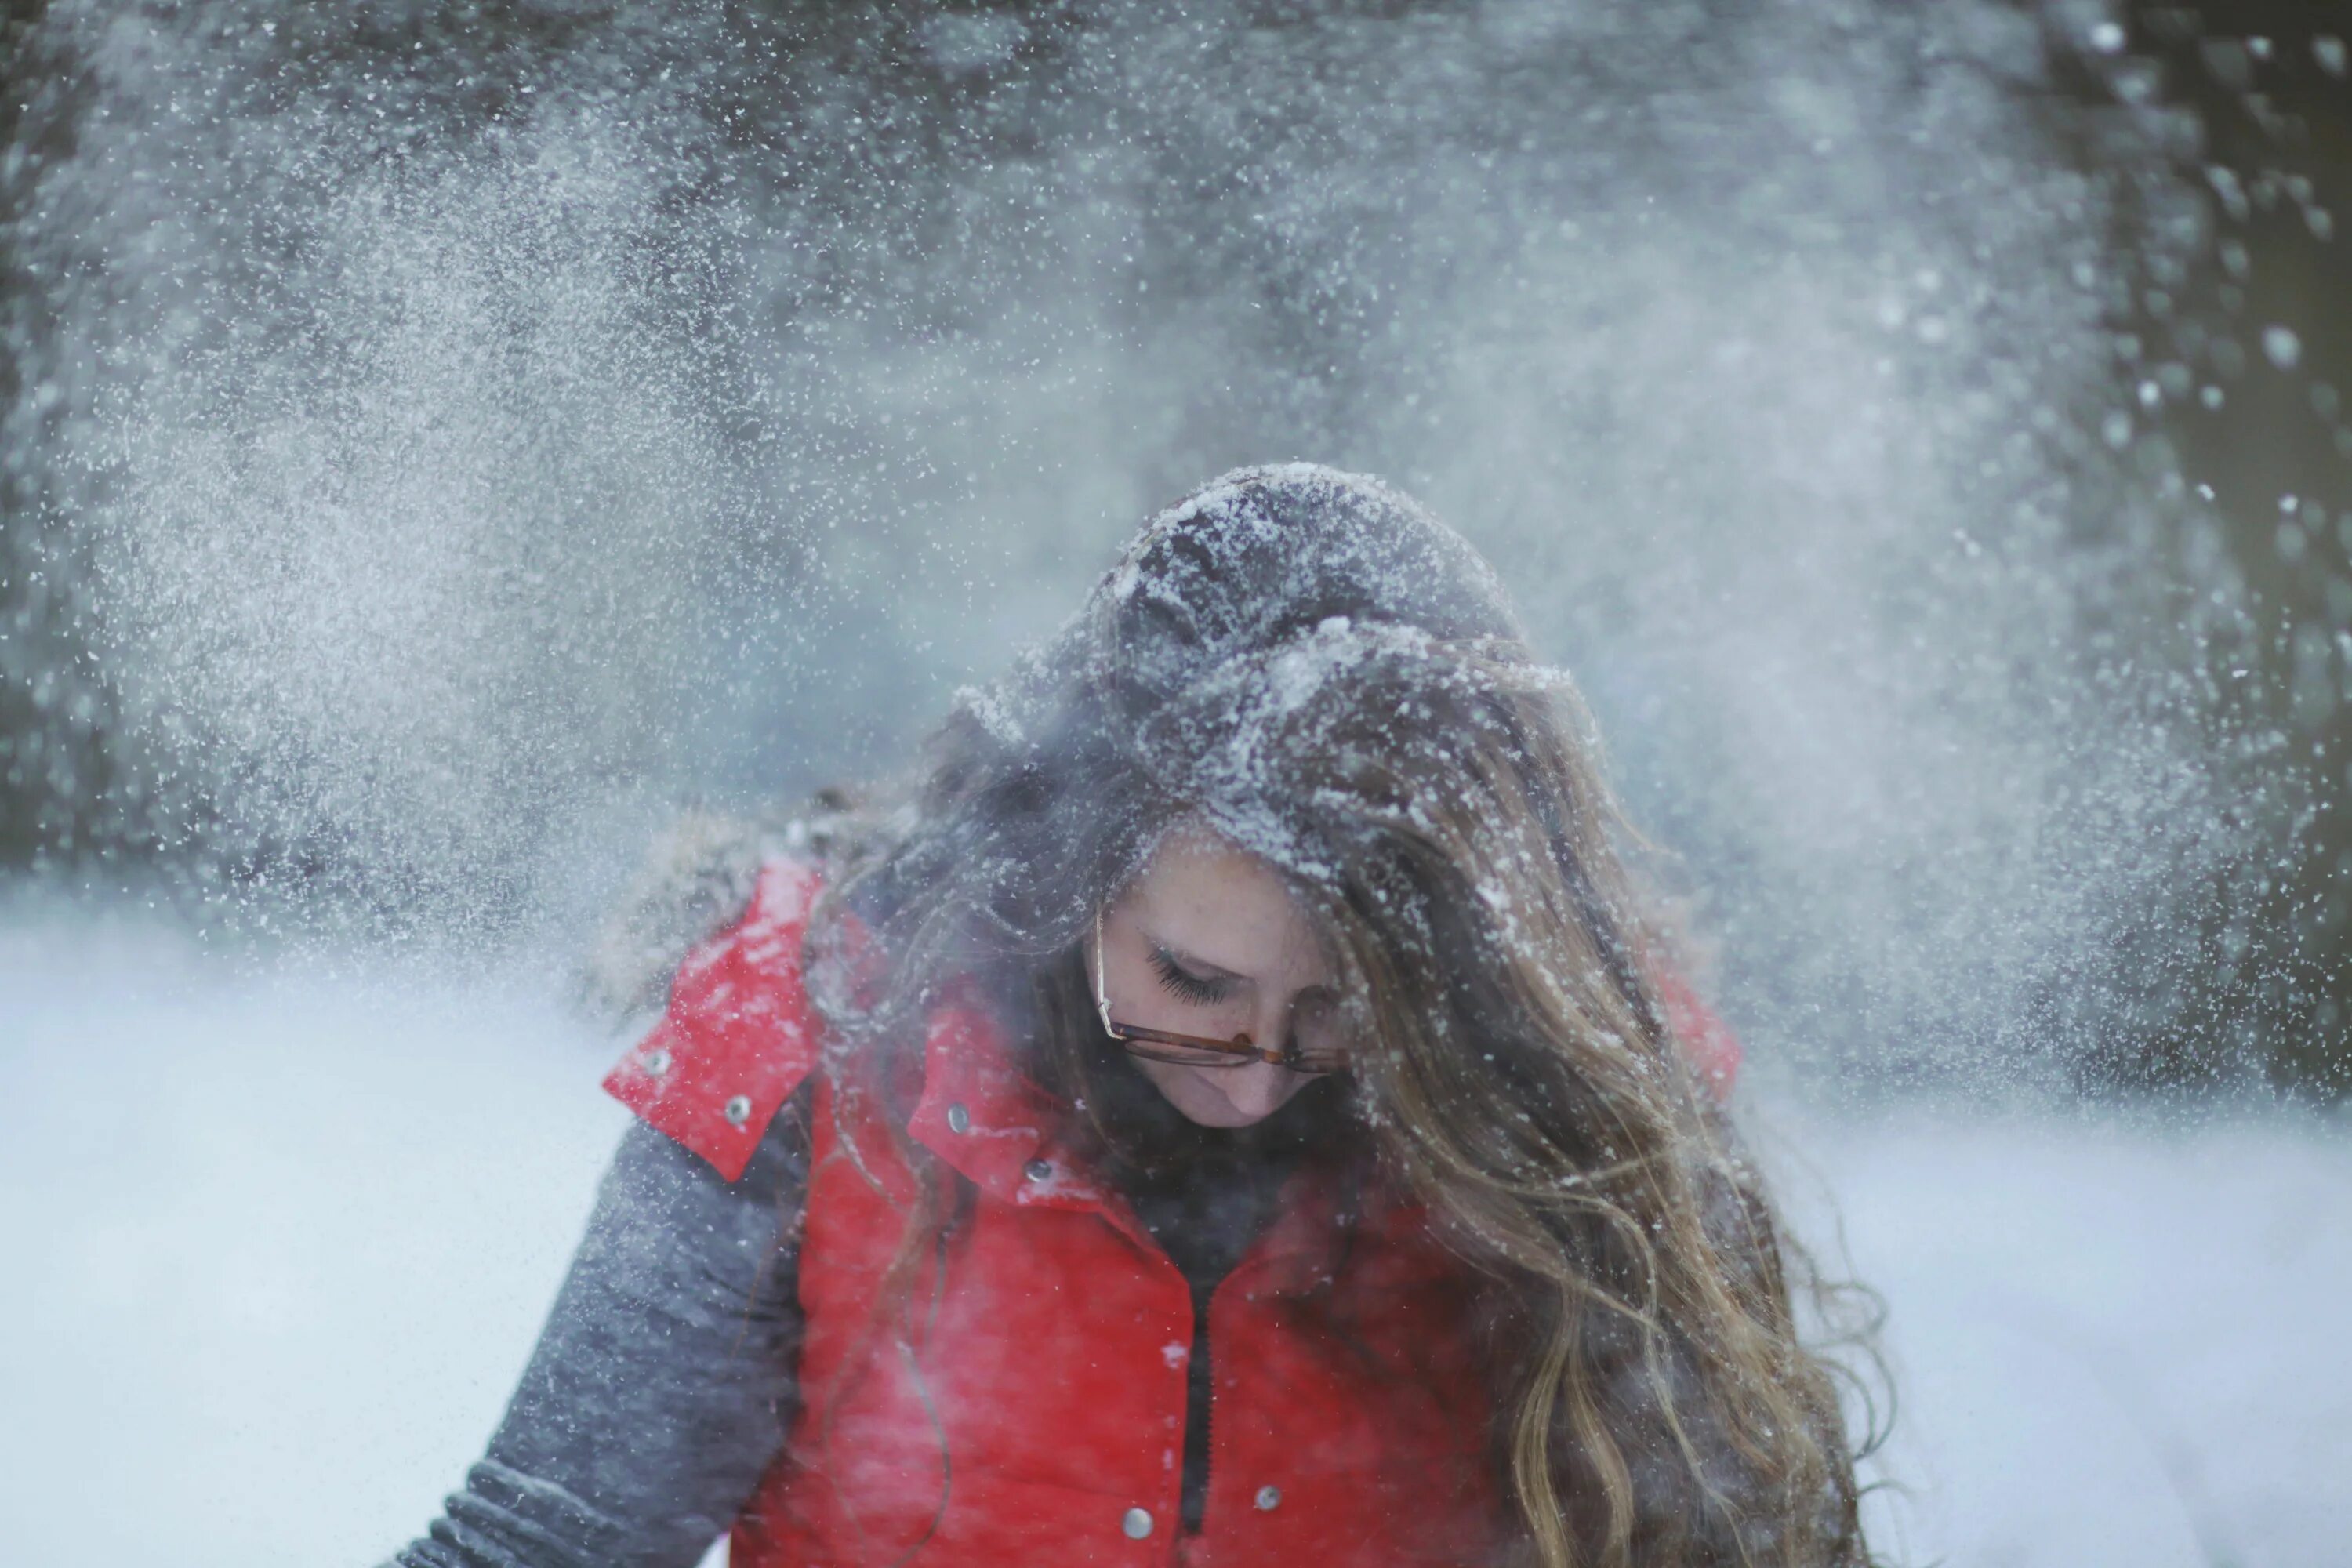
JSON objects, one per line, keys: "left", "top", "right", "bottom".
{"left": 1, "top": 2, "right": 2346, "bottom": 1565}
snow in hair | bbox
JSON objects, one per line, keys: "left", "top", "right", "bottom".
{"left": 954, "top": 461, "right": 1531, "bottom": 753}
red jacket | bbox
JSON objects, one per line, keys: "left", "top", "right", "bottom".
{"left": 605, "top": 861, "right": 1738, "bottom": 1568}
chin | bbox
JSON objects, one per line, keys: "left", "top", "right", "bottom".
{"left": 1178, "top": 1101, "right": 1269, "bottom": 1128}
{"left": 1164, "top": 1082, "right": 1279, "bottom": 1127}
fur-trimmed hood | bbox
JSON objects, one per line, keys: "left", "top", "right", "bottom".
{"left": 577, "top": 795, "right": 864, "bottom": 1035}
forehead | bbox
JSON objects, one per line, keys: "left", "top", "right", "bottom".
{"left": 1123, "top": 826, "right": 1328, "bottom": 982}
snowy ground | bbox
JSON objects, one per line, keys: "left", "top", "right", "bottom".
{"left": 2, "top": 906, "right": 2345, "bottom": 1568}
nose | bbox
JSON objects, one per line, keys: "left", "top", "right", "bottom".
{"left": 1213, "top": 1060, "right": 1296, "bottom": 1120}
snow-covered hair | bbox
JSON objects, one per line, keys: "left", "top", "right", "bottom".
{"left": 815, "top": 463, "right": 1540, "bottom": 979}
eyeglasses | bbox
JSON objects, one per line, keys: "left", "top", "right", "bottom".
{"left": 1091, "top": 909, "right": 1347, "bottom": 1075}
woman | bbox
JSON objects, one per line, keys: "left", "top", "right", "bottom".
{"left": 388, "top": 464, "right": 1872, "bottom": 1568}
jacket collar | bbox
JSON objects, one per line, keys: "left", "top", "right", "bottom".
{"left": 902, "top": 989, "right": 1414, "bottom": 1294}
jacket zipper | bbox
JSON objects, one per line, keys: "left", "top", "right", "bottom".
{"left": 1181, "top": 1279, "right": 1215, "bottom": 1534}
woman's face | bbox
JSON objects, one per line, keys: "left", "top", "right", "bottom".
{"left": 1091, "top": 826, "right": 1339, "bottom": 1127}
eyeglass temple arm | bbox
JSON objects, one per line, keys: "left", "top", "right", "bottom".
{"left": 1092, "top": 907, "right": 1118, "bottom": 1033}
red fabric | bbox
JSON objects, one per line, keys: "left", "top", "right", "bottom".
{"left": 602, "top": 859, "right": 826, "bottom": 1181}
{"left": 604, "top": 859, "right": 1746, "bottom": 1567}
{"left": 732, "top": 1001, "right": 1500, "bottom": 1568}
{"left": 1656, "top": 966, "right": 1744, "bottom": 1102}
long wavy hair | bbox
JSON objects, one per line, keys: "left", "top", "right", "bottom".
{"left": 801, "top": 463, "right": 1881, "bottom": 1568}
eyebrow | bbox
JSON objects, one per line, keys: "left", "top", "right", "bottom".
{"left": 1140, "top": 930, "right": 1252, "bottom": 984}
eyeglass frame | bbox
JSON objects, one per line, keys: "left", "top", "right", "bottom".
{"left": 1091, "top": 907, "right": 1346, "bottom": 1074}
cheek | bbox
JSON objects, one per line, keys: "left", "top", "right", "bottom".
{"left": 1130, "top": 1055, "right": 1201, "bottom": 1104}
{"left": 1140, "top": 1060, "right": 1318, "bottom": 1127}
{"left": 1131, "top": 1058, "right": 1229, "bottom": 1120}
{"left": 1156, "top": 1062, "right": 1225, "bottom": 1104}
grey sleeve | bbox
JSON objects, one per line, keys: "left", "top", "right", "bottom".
{"left": 382, "top": 1085, "right": 811, "bottom": 1568}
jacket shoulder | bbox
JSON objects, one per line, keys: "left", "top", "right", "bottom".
{"left": 603, "top": 858, "right": 827, "bottom": 1181}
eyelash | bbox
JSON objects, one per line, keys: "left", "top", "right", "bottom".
{"left": 1149, "top": 947, "right": 1235, "bottom": 1006}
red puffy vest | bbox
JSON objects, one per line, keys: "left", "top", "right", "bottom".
{"left": 606, "top": 860, "right": 1738, "bottom": 1568}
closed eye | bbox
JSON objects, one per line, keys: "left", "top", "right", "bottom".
{"left": 1149, "top": 946, "right": 1237, "bottom": 1005}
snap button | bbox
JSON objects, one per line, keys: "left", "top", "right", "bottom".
{"left": 1024, "top": 1157, "right": 1053, "bottom": 1181}
{"left": 946, "top": 1102, "right": 971, "bottom": 1134}
{"left": 642, "top": 1047, "right": 672, "bottom": 1076}
{"left": 723, "top": 1094, "right": 752, "bottom": 1126}
{"left": 1254, "top": 1484, "right": 1282, "bottom": 1511}
{"left": 1121, "top": 1506, "right": 1153, "bottom": 1540}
